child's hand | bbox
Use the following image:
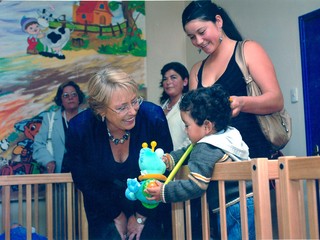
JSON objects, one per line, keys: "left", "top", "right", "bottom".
{"left": 162, "top": 154, "right": 174, "bottom": 171}
{"left": 162, "top": 155, "right": 170, "bottom": 169}
{"left": 145, "top": 181, "right": 163, "bottom": 202}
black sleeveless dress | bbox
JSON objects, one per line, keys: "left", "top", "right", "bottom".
{"left": 197, "top": 42, "right": 273, "bottom": 158}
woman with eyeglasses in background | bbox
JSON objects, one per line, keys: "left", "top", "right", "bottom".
{"left": 33, "top": 80, "right": 86, "bottom": 173}
{"left": 63, "top": 66, "right": 173, "bottom": 240}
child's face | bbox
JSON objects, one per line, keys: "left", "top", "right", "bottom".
{"left": 26, "top": 22, "right": 40, "bottom": 35}
{"left": 181, "top": 111, "right": 206, "bottom": 144}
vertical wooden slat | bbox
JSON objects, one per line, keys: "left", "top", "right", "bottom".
{"left": 170, "top": 168, "right": 190, "bottom": 240}
{"left": 67, "top": 183, "right": 73, "bottom": 239}
{"left": 54, "top": 184, "right": 58, "bottom": 239}
{"left": 184, "top": 200, "right": 192, "bottom": 240}
{"left": 46, "top": 183, "right": 53, "bottom": 240}
{"left": 238, "top": 180, "right": 248, "bottom": 239}
{"left": 297, "top": 181, "right": 307, "bottom": 237}
{"left": 275, "top": 179, "right": 283, "bottom": 238}
{"left": 34, "top": 184, "right": 39, "bottom": 231}
{"left": 73, "top": 184, "right": 76, "bottom": 238}
{"left": 306, "top": 180, "right": 319, "bottom": 239}
{"left": 171, "top": 202, "right": 185, "bottom": 240}
{"left": 201, "top": 192, "right": 210, "bottom": 240}
{"left": 3, "top": 186, "right": 11, "bottom": 240}
{"left": 219, "top": 181, "right": 227, "bottom": 239}
{"left": 18, "top": 185, "right": 23, "bottom": 226}
{"left": 63, "top": 184, "right": 67, "bottom": 240}
{"left": 26, "top": 184, "right": 32, "bottom": 240}
{"left": 251, "top": 158, "right": 273, "bottom": 239}
{"left": 278, "top": 158, "right": 306, "bottom": 239}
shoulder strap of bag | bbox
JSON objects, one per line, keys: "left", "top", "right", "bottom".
{"left": 235, "top": 40, "right": 252, "bottom": 85}
{"left": 47, "top": 111, "right": 56, "bottom": 139}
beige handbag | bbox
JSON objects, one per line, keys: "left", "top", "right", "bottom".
{"left": 235, "top": 40, "right": 292, "bottom": 150}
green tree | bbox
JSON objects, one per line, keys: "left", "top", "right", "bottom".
{"left": 108, "top": 1, "right": 146, "bottom": 56}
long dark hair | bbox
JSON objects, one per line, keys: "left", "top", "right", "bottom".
{"left": 159, "top": 62, "right": 189, "bottom": 105}
{"left": 54, "top": 81, "right": 85, "bottom": 109}
{"left": 182, "top": 0, "right": 243, "bottom": 41}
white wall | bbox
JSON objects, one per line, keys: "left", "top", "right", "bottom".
{"left": 145, "top": 1, "right": 187, "bottom": 105}
{"left": 146, "top": 1, "right": 320, "bottom": 157}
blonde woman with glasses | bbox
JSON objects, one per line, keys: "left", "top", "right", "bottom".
{"left": 64, "top": 66, "right": 173, "bottom": 240}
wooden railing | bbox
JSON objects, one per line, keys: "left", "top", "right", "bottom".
{"left": 0, "top": 173, "right": 88, "bottom": 240}
{"left": 1, "top": 156, "right": 319, "bottom": 240}
{"left": 171, "top": 156, "right": 320, "bottom": 239}
{"left": 278, "top": 156, "right": 320, "bottom": 239}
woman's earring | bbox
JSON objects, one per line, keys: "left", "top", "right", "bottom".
{"left": 198, "top": 48, "right": 202, "bottom": 54}
{"left": 219, "top": 36, "right": 223, "bottom": 43}
{"left": 102, "top": 116, "right": 105, "bottom": 122}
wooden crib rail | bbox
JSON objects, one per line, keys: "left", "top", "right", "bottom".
{"left": 278, "top": 156, "right": 320, "bottom": 239}
{"left": 171, "top": 158, "right": 279, "bottom": 240}
{"left": 0, "top": 173, "right": 88, "bottom": 240}
{"left": 171, "top": 156, "right": 320, "bottom": 240}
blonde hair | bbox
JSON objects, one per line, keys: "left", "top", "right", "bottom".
{"left": 87, "top": 66, "right": 138, "bottom": 116}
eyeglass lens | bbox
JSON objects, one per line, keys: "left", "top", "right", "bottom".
{"left": 112, "top": 97, "right": 143, "bottom": 114}
{"left": 62, "top": 92, "right": 78, "bottom": 98}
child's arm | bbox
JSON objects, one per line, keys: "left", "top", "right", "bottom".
{"left": 162, "top": 145, "right": 191, "bottom": 171}
{"left": 146, "top": 145, "right": 194, "bottom": 201}
{"left": 149, "top": 144, "right": 226, "bottom": 203}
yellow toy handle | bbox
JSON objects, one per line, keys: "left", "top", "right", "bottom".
{"left": 164, "top": 144, "right": 194, "bottom": 184}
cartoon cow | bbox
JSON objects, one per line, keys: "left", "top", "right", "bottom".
{"left": 36, "top": 8, "right": 71, "bottom": 60}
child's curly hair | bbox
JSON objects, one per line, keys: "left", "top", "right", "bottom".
{"left": 179, "top": 84, "right": 231, "bottom": 132}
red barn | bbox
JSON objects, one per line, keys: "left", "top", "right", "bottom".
{"left": 73, "top": 1, "right": 113, "bottom": 25}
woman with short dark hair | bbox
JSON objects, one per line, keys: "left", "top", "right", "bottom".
{"left": 33, "top": 80, "right": 86, "bottom": 173}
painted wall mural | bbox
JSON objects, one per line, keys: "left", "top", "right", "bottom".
{"left": 0, "top": 0, "right": 146, "bottom": 175}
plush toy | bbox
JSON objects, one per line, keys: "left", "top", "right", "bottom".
{"left": 125, "top": 141, "right": 167, "bottom": 209}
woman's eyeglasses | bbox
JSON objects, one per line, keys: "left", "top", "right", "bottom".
{"left": 108, "top": 96, "right": 143, "bottom": 116}
{"left": 62, "top": 92, "right": 78, "bottom": 99}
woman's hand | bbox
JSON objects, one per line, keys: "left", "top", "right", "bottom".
{"left": 114, "top": 212, "right": 128, "bottom": 240}
{"left": 126, "top": 214, "right": 145, "bottom": 240}
{"left": 145, "top": 181, "right": 163, "bottom": 202}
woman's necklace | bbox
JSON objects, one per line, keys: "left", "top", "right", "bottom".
{"left": 107, "top": 128, "right": 130, "bottom": 145}
{"left": 163, "top": 98, "right": 181, "bottom": 112}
